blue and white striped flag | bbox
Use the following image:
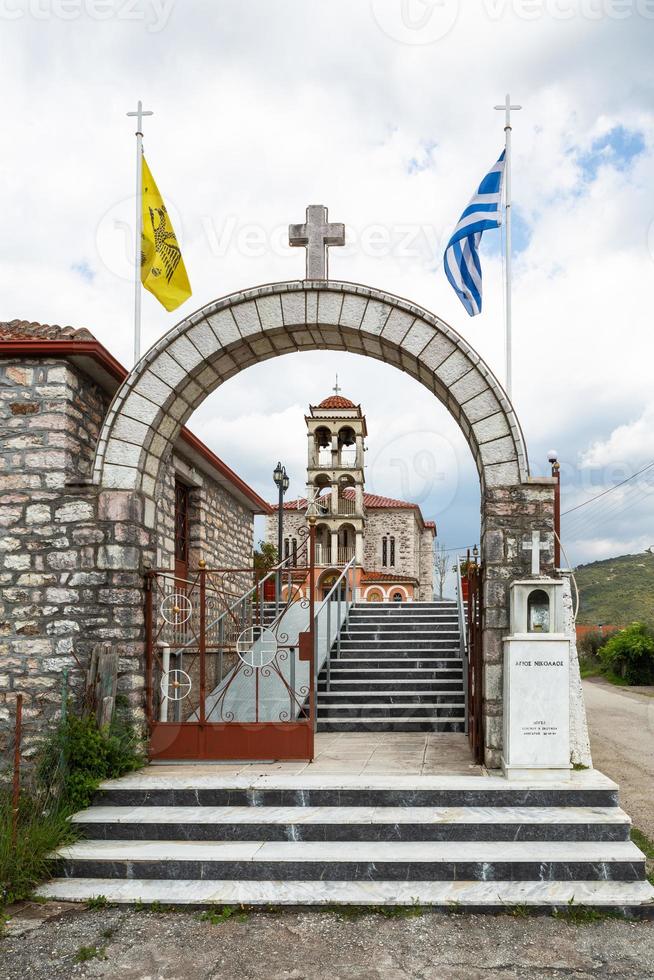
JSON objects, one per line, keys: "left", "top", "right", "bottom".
{"left": 443, "top": 151, "right": 505, "bottom": 316}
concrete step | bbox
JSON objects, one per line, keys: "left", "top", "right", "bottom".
{"left": 71, "top": 805, "right": 632, "bottom": 842}
{"left": 51, "top": 839, "right": 646, "bottom": 883}
{"left": 36, "top": 877, "right": 654, "bottom": 911}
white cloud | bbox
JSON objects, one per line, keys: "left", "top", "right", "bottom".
{"left": 1, "top": 2, "right": 653, "bottom": 564}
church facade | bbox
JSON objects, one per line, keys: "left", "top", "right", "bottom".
{"left": 265, "top": 391, "right": 435, "bottom": 601}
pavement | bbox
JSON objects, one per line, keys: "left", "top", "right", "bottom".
{"left": 1, "top": 902, "right": 653, "bottom": 980}
{"left": 582, "top": 677, "right": 654, "bottom": 840}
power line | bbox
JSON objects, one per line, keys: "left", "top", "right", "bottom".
{"left": 561, "top": 460, "right": 654, "bottom": 517}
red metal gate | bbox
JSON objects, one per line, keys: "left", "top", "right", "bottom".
{"left": 145, "top": 530, "right": 316, "bottom": 761}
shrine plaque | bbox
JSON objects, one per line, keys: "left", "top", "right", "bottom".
{"left": 502, "top": 637, "right": 570, "bottom": 772}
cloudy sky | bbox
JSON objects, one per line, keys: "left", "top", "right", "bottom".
{"left": 2, "top": 0, "right": 654, "bottom": 568}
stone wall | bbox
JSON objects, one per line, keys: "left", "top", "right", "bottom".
{"left": 0, "top": 355, "right": 254, "bottom": 761}
{"left": 480, "top": 479, "right": 557, "bottom": 768}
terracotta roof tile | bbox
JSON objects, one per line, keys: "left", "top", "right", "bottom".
{"left": 316, "top": 394, "right": 356, "bottom": 409}
{"left": 0, "top": 319, "right": 96, "bottom": 342}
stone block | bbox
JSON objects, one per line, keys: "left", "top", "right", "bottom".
{"left": 231, "top": 301, "right": 261, "bottom": 337}
{"left": 97, "top": 545, "right": 141, "bottom": 570}
{"left": 419, "top": 333, "right": 456, "bottom": 371}
{"left": 280, "top": 291, "right": 305, "bottom": 327}
{"left": 360, "top": 299, "right": 390, "bottom": 337}
{"left": 54, "top": 500, "right": 95, "bottom": 523}
{"left": 25, "top": 504, "right": 50, "bottom": 525}
{"left": 435, "top": 350, "right": 474, "bottom": 386}
{"left": 381, "top": 308, "right": 414, "bottom": 345}
{"left": 255, "top": 294, "right": 284, "bottom": 331}
{"left": 401, "top": 320, "right": 434, "bottom": 356}
{"left": 339, "top": 293, "right": 368, "bottom": 330}
{"left": 473, "top": 412, "right": 510, "bottom": 445}
{"left": 206, "top": 308, "right": 240, "bottom": 347}
{"left": 45, "top": 551, "right": 78, "bottom": 571}
{"left": 317, "top": 290, "right": 344, "bottom": 326}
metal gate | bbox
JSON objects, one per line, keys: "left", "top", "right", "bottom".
{"left": 144, "top": 531, "right": 317, "bottom": 761}
{"left": 466, "top": 561, "right": 484, "bottom": 764}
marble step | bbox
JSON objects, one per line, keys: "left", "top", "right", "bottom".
{"left": 336, "top": 650, "right": 462, "bottom": 660}
{"left": 52, "top": 839, "right": 646, "bottom": 882}
{"left": 316, "top": 693, "right": 466, "bottom": 705}
{"left": 345, "top": 626, "right": 461, "bottom": 634}
{"left": 72, "top": 805, "right": 632, "bottom": 843}
{"left": 316, "top": 720, "right": 466, "bottom": 732}
{"left": 318, "top": 684, "right": 465, "bottom": 694}
{"left": 94, "top": 773, "right": 621, "bottom": 809}
{"left": 339, "top": 639, "right": 460, "bottom": 648}
{"left": 36, "top": 877, "right": 654, "bottom": 911}
{"left": 323, "top": 660, "right": 463, "bottom": 672}
{"left": 316, "top": 705, "right": 465, "bottom": 719}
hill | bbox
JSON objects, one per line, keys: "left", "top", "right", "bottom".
{"left": 574, "top": 551, "right": 654, "bottom": 627}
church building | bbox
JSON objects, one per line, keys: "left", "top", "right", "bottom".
{"left": 265, "top": 388, "right": 436, "bottom": 601}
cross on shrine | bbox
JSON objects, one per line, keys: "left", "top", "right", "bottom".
{"left": 126, "top": 99, "right": 153, "bottom": 134}
{"left": 523, "top": 530, "right": 550, "bottom": 576}
{"left": 289, "top": 205, "right": 345, "bottom": 280}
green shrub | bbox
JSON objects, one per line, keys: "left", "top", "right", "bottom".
{"left": 599, "top": 622, "right": 654, "bottom": 685}
{"left": 577, "top": 629, "right": 615, "bottom": 663}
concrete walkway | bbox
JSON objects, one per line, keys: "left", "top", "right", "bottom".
{"left": 583, "top": 678, "right": 654, "bottom": 839}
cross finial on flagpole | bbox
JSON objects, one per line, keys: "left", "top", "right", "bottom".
{"left": 333, "top": 373, "right": 341, "bottom": 396}
{"left": 127, "top": 99, "right": 153, "bottom": 135}
{"left": 494, "top": 93, "right": 521, "bottom": 130}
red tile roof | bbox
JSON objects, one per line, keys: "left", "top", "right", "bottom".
{"left": 276, "top": 490, "right": 436, "bottom": 532}
{"left": 361, "top": 570, "right": 417, "bottom": 583}
{"left": 0, "top": 319, "right": 95, "bottom": 342}
{"left": 317, "top": 394, "right": 356, "bottom": 409}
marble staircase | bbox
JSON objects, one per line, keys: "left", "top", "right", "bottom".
{"left": 317, "top": 601, "right": 466, "bottom": 732}
{"left": 38, "top": 770, "right": 654, "bottom": 912}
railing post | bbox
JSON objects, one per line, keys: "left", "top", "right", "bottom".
{"left": 326, "top": 598, "right": 331, "bottom": 692}
{"left": 145, "top": 571, "right": 154, "bottom": 726}
{"left": 308, "top": 518, "right": 316, "bottom": 738}
{"left": 336, "top": 583, "right": 341, "bottom": 662}
{"left": 199, "top": 564, "right": 206, "bottom": 725}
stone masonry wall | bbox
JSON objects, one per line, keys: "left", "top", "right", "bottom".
{"left": 363, "top": 510, "right": 418, "bottom": 582}
{"left": 480, "top": 479, "right": 557, "bottom": 768}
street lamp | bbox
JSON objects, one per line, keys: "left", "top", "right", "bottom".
{"left": 273, "top": 462, "right": 289, "bottom": 607}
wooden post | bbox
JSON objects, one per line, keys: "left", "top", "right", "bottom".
{"left": 12, "top": 693, "right": 23, "bottom": 848}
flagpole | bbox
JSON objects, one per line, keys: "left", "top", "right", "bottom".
{"left": 126, "top": 100, "right": 153, "bottom": 365}
{"left": 494, "top": 94, "right": 521, "bottom": 400}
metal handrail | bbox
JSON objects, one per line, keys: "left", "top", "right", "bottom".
{"left": 314, "top": 557, "right": 356, "bottom": 711}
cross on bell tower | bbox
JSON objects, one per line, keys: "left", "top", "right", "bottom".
{"left": 289, "top": 204, "right": 345, "bottom": 280}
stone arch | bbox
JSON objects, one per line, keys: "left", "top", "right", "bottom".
{"left": 94, "top": 280, "right": 529, "bottom": 508}
{"left": 93, "top": 279, "right": 556, "bottom": 768}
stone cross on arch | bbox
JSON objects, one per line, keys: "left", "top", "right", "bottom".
{"left": 523, "top": 530, "right": 550, "bottom": 577}
{"left": 289, "top": 204, "right": 345, "bottom": 280}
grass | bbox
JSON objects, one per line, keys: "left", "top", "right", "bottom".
{"left": 74, "top": 945, "right": 107, "bottom": 963}
{"left": 552, "top": 897, "right": 625, "bottom": 926}
{"left": 325, "top": 901, "right": 423, "bottom": 920}
{"left": 579, "top": 663, "right": 631, "bottom": 687}
{"left": 631, "top": 827, "right": 654, "bottom": 886}
{"left": 0, "top": 786, "right": 77, "bottom": 907}
{"left": 197, "top": 904, "right": 248, "bottom": 924}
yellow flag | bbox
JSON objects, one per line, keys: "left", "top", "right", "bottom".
{"left": 141, "top": 155, "right": 191, "bottom": 312}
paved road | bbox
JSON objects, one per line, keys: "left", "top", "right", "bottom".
{"left": 582, "top": 678, "right": 654, "bottom": 839}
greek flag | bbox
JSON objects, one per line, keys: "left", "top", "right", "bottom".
{"left": 443, "top": 151, "right": 505, "bottom": 316}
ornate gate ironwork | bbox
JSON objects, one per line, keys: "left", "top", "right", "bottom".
{"left": 466, "top": 560, "right": 484, "bottom": 764}
{"left": 145, "top": 529, "right": 316, "bottom": 761}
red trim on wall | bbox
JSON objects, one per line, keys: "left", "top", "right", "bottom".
{"left": 0, "top": 338, "right": 271, "bottom": 514}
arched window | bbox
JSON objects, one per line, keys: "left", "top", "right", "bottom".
{"left": 284, "top": 538, "right": 290, "bottom": 561}
{"left": 392, "top": 591, "right": 404, "bottom": 602}
{"left": 292, "top": 538, "right": 298, "bottom": 567}
{"left": 390, "top": 536, "right": 396, "bottom": 567}
{"left": 382, "top": 536, "right": 388, "bottom": 566}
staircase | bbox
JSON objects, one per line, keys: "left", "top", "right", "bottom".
{"left": 317, "top": 601, "right": 466, "bottom": 732}
{"left": 39, "top": 770, "right": 654, "bottom": 912}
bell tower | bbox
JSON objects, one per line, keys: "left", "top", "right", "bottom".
{"left": 306, "top": 379, "right": 366, "bottom": 567}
